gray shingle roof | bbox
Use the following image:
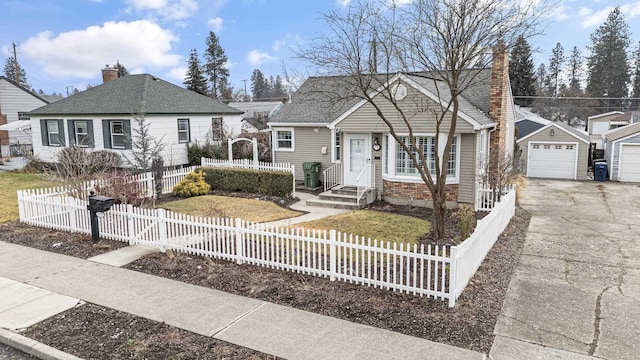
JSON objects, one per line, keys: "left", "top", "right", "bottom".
{"left": 553, "top": 121, "right": 590, "bottom": 142}
{"left": 605, "top": 122, "right": 640, "bottom": 142}
{"left": 270, "top": 69, "right": 496, "bottom": 127}
{"left": 516, "top": 119, "right": 546, "bottom": 139}
{"left": 28, "top": 74, "right": 243, "bottom": 116}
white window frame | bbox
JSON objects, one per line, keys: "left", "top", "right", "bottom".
{"left": 178, "top": 118, "right": 190, "bottom": 143}
{"left": 46, "top": 120, "right": 60, "bottom": 147}
{"left": 111, "top": 121, "right": 125, "bottom": 149}
{"left": 274, "top": 128, "right": 294, "bottom": 152}
{"left": 75, "top": 121, "right": 89, "bottom": 147}
{"left": 383, "top": 134, "right": 460, "bottom": 184}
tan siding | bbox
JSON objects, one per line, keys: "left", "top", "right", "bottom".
{"left": 273, "top": 127, "right": 332, "bottom": 181}
{"left": 337, "top": 84, "right": 475, "bottom": 134}
{"left": 518, "top": 126, "right": 588, "bottom": 180}
{"left": 458, "top": 133, "right": 476, "bottom": 204}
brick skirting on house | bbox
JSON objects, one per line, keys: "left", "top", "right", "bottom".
{"left": 383, "top": 179, "right": 458, "bottom": 202}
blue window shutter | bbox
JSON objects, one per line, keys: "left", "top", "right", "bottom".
{"left": 102, "top": 120, "right": 111, "bottom": 149}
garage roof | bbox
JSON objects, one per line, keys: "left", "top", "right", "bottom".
{"left": 517, "top": 120, "right": 589, "bottom": 144}
{"left": 604, "top": 122, "right": 640, "bottom": 142}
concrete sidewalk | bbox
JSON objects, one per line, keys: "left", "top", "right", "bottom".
{"left": 264, "top": 191, "right": 350, "bottom": 228}
{"left": 0, "top": 241, "right": 484, "bottom": 360}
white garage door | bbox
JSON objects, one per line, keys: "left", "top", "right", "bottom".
{"left": 619, "top": 145, "right": 640, "bottom": 182}
{"left": 528, "top": 143, "right": 577, "bottom": 179}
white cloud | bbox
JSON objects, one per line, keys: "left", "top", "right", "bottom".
{"left": 337, "top": 0, "right": 351, "bottom": 6}
{"left": 208, "top": 17, "right": 223, "bottom": 32}
{"left": 247, "top": 50, "right": 276, "bottom": 66}
{"left": 581, "top": 2, "right": 640, "bottom": 28}
{"left": 272, "top": 39, "right": 286, "bottom": 52}
{"left": 21, "top": 20, "right": 181, "bottom": 79}
{"left": 165, "top": 66, "right": 187, "bottom": 82}
{"left": 577, "top": 7, "right": 592, "bottom": 17}
{"left": 125, "top": 0, "right": 199, "bottom": 21}
{"left": 581, "top": 6, "right": 615, "bottom": 27}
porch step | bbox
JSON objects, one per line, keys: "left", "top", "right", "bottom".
{"left": 305, "top": 187, "right": 376, "bottom": 210}
{"left": 305, "top": 198, "right": 365, "bottom": 210}
{"left": 316, "top": 191, "right": 360, "bottom": 204}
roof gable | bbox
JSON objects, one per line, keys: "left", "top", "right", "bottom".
{"left": 517, "top": 121, "right": 589, "bottom": 144}
{"left": 0, "top": 76, "right": 50, "bottom": 104}
{"left": 28, "top": 74, "right": 242, "bottom": 116}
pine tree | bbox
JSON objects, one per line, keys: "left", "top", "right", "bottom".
{"left": 509, "top": 35, "right": 537, "bottom": 106}
{"left": 219, "top": 78, "right": 234, "bottom": 102}
{"left": 183, "top": 49, "right": 209, "bottom": 95}
{"left": 250, "top": 69, "right": 270, "bottom": 99}
{"left": 3, "top": 56, "right": 30, "bottom": 89}
{"left": 535, "top": 63, "right": 550, "bottom": 95}
{"left": 548, "top": 43, "right": 564, "bottom": 97}
{"left": 204, "top": 31, "right": 230, "bottom": 100}
{"left": 567, "top": 46, "right": 583, "bottom": 92}
{"left": 115, "top": 61, "right": 129, "bottom": 77}
{"left": 586, "top": 6, "right": 631, "bottom": 111}
{"left": 273, "top": 75, "right": 287, "bottom": 98}
{"left": 631, "top": 42, "right": 640, "bottom": 110}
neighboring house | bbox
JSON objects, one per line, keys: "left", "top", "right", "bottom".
{"left": 0, "top": 76, "right": 51, "bottom": 157}
{"left": 269, "top": 43, "right": 515, "bottom": 209}
{"left": 587, "top": 111, "right": 628, "bottom": 149}
{"left": 228, "top": 101, "right": 283, "bottom": 133}
{"left": 28, "top": 69, "right": 243, "bottom": 167}
{"left": 517, "top": 121, "right": 589, "bottom": 180}
{"left": 515, "top": 116, "right": 551, "bottom": 140}
{"left": 603, "top": 113, "right": 640, "bottom": 182}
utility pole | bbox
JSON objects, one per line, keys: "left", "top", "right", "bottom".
{"left": 12, "top": 42, "right": 20, "bottom": 87}
{"left": 242, "top": 79, "right": 248, "bottom": 100}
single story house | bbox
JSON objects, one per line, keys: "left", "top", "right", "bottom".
{"left": 28, "top": 68, "right": 243, "bottom": 167}
{"left": 269, "top": 43, "right": 515, "bottom": 209}
{"left": 516, "top": 121, "right": 589, "bottom": 180}
{"left": 587, "top": 111, "right": 628, "bottom": 149}
{"left": 228, "top": 101, "right": 283, "bottom": 133}
{"left": 0, "top": 76, "right": 52, "bottom": 157}
{"left": 603, "top": 115, "right": 640, "bottom": 182}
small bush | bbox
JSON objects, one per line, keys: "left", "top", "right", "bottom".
{"left": 457, "top": 204, "right": 476, "bottom": 242}
{"left": 187, "top": 142, "right": 227, "bottom": 165}
{"left": 199, "top": 166, "right": 292, "bottom": 197}
{"left": 173, "top": 171, "right": 211, "bottom": 198}
{"left": 96, "top": 171, "right": 145, "bottom": 206}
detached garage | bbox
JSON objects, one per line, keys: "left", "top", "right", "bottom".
{"left": 517, "top": 121, "right": 589, "bottom": 180}
{"left": 604, "top": 122, "right": 640, "bottom": 182}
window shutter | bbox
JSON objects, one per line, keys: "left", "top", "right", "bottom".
{"left": 67, "top": 121, "right": 76, "bottom": 146}
{"left": 86, "top": 121, "right": 95, "bottom": 148}
{"left": 40, "top": 120, "right": 48, "bottom": 146}
{"left": 57, "top": 119, "right": 66, "bottom": 146}
{"left": 102, "top": 120, "right": 111, "bottom": 149}
{"left": 123, "top": 120, "right": 132, "bottom": 150}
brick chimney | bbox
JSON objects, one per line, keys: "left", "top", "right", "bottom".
{"left": 488, "top": 40, "right": 509, "bottom": 157}
{"left": 102, "top": 65, "right": 118, "bottom": 84}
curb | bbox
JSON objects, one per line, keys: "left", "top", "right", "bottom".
{"left": 0, "top": 328, "right": 83, "bottom": 360}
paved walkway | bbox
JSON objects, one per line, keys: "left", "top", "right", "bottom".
{"left": 490, "top": 179, "right": 640, "bottom": 360}
{"left": 0, "top": 156, "right": 28, "bottom": 172}
{"left": 263, "top": 191, "right": 350, "bottom": 227}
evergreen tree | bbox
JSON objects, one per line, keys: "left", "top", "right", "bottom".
{"left": 3, "top": 56, "right": 30, "bottom": 89}
{"left": 567, "top": 46, "right": 583, "bottom": 92}
{"left": 548, "top": 43, "right": 564, "bottom": 97}
{"left": 204, "top": 31, "right": 230, "bottom": 100}
{"left": 631, "top": 42, "right": 640, "bottom": 110}
{"left": 183, "top": 48, "right": 209, "bottom": 95}
{"left": 535, "top": 63, "right": 550, "bottom": 95}
{"left": 586, "top": 6, "right": 631, "bottom": 111}
{"left": 250, "top": 69, "right": 270, "bottom": 99}
{"left": 219, "top": 78, "right": 234, "bottom": 103}
{"left": 509, "top": 35, "right": 537, "bottom": 106}
{"left": 273, "top": 75, "right": 287, "bottom": 98}
{"left": 115, "top": 61, "right": 129, "bottom": 77}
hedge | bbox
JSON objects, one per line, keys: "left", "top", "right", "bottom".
{"left": 198, "top": 167, "right": 293, "bottom": 197}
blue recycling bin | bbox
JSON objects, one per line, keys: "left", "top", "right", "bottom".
{"left": 594, "top": 162, "right": 607, "bottom": 182}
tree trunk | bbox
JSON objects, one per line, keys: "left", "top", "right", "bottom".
{"left": 431, "top": 187, "right": 447, "bottom": 239}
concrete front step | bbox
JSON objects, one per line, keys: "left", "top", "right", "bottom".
{"left": 305, "top": 198, "right": 366, "bottom": 210}
{"left": 317, "top": 191, "right": 360, "bottom": 204}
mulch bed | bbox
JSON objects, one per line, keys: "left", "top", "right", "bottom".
{"left": 1, "top": 203, "right": 530, "bottom": 357}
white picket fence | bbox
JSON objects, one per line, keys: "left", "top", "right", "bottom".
{"left": 16, "top": 185, "right": 516, "bottom": 307}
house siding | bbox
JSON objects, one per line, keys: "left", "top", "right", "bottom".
{"left": 0, "top": 79, "right": 48, "bottom": 148}
{"left": 272, "top": 126, "right": 332, "bottom": 182}
{"left": 336, "top": 85, "right": 475, "bottom": 134}
{"left": 607, "top": 133, "right": 640, "bottom": 181}
{"left": 31, "top": 114, "right": 237, "bottom": 166}
{"left": 518, "top": 126, "right": 588, "bottom": 180}
{"left": 458, "top": 133, "right": 476, "bottom": 204}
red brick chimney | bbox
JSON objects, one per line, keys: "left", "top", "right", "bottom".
{"left": 102, "top": 65, "right": 118, "bottom": 84}
{"left": 488, "top": 40, "right": 509, "bottom": 157}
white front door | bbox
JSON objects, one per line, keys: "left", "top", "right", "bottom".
{"left": 344, "top": 133, "right": 370, "bottom": 187}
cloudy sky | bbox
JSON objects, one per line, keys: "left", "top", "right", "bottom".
{"left": 1, "top": 0, "right": 640, "bottom": 96}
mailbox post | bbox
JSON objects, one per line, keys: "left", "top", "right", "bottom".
{"left": 87, "top": 192, "right": 114, "bottom": 243}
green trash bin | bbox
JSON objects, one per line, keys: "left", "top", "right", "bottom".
{"left": 302, "top": 162, "right": 321, "bottom": 188}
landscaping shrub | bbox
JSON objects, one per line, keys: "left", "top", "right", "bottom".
{"left": 457, "top": 204, "right": 476, "bottom": 242}
{"left": 199, "top": 167, "right": 292, "bottom": 197}
{"left": 173, "top": 171, "right": 211, "bottom": 198}
{"left": 96, "top": 171, "right": 145, "bottom": 206}
{"left": 187, "top": 142, "right": 226, "bottom": 165}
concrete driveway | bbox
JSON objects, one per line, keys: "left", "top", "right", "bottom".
{"left": 491, "top": 179, "right": 640, "bottom": 360}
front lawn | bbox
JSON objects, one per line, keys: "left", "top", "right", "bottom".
{"left": 160, "top": 195, "right": 303, "bottom": 223}
{"left": 0, "top": 172, "right": 58, "bottom": 223}
{"left": 293, "top": 210, "right": 430, "bottom": 246}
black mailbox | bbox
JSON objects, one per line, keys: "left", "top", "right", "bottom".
{"left": 88, "top": 195, "right": 114, "bottom": 212}
{"left": 87, "top": 194, "right": 115, "bottom": 243}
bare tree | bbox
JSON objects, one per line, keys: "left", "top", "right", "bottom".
{"left": 297, "top": 0, "right": 548, "bottom": 238}
{"left": 52, "top": 146, "right": 122, "bottom": 198}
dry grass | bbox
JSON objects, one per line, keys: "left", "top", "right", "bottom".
{"left": 292, "top": 210, "right": 430, "bottom": 246}
{"left": 160, "top": 195, "right": 304, "bottom": 223}
{"left": 0, "top": 172, "right": 59, "bottom": 223}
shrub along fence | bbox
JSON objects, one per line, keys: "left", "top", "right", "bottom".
{"left": 17, "top": 184, "right": 516, "bottom": 307}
